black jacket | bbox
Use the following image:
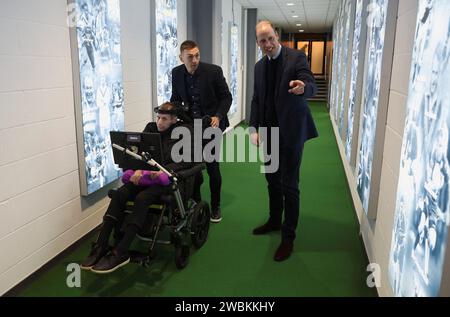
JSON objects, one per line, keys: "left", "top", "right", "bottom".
{"left": 171, "top": 62, "right": 232, "bottom": 131}
{"left": 250, "top": 46, "right": 318, "bottom": 148}
{"left": 143, "top": 122, "right": 195, "bottom": 172}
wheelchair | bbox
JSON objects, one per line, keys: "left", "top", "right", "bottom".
{"left": 109, "top": 144, "right": 210, "bottom": 269}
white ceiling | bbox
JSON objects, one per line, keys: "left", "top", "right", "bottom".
{"left": 236, "top": 0, "right": 339, "bottom": 34}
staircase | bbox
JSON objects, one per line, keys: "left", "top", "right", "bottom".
{"left": 308, "top": 75, "right": 328, "bottom": 102}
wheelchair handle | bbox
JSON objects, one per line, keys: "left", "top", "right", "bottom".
{"left": 112, "top": 143, "right": 177, "bottom": 182}
{"left": 108, "top": 189, "right": 118, "bottom": 199}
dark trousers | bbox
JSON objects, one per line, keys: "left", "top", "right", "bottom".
{"left": 193, "top": 131, "right": 223, "bottom": 210}
{"left": 99, "top": 183, "right": 168, "bottom": 246}
{"left": 264, "top": 134, "right": 304, "bottom": 242}
{"left": 206, "top": 160, "right": 222, "bottom": 210}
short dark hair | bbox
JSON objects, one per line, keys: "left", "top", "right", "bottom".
{"left": 158, "top": 102, "right": 178, "bottom": 117}
{"left": 180, "top": 40, "right": 198, "bottom": 53}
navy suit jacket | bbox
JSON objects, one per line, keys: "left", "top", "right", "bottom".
{"left": 171, "top": 62, "right": 232, "bottom": 131}
{"left": 250, "top": 46, "right": 319, "bottom": 148}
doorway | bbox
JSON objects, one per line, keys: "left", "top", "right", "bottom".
{"left": 297, "top": 40, "right": 326, "bottom": 75}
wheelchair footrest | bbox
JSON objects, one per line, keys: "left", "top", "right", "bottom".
{"left": 129, "top": 250, "right": 153, "bottom": 266}
{"left": 136, "top": 234, "right": 171, "bottom": 244}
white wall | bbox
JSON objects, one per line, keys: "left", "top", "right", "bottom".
{"left": 177, "top": 0, "right": 188, "bottom": 47}
{"left": 330, "top": 0, "right": 418, "bottom": 297}
{"left": 0, "top": 0, "right": 152, "bottom": 295}
{"left": 122, "top": 0, "right": 153, "bottom": 130}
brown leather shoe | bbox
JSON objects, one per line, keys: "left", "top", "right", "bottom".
{"left": 274, "top": 240, "right": 293, "bottom": 262}
{"left": 252, "top": 220, "right": 281, "bottom": 235}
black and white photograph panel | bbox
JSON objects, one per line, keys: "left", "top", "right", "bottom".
{"left": 156, "top": 0, "right": 178, "bottom": 106}
{"left": 75, "top": 0, "right": 124, "bottom": 195}
{"left": 338, "top": 0, "right": 352, "bottom": 137}
{"left": 229, "top": 24, "right": 239, "bottom": 116}
{"left": 330, "top": 14, "right": 339, "bottom": 122}
{"left": 346, "top": 0, "right": 364, "bottom": 162}
{"left": 389, "top": 0, "right": 450, "bottom": 297}
{"left": 356, "top": 0, "right": 388, "bottom": 213}
{"left": 329, "top": 19, "right": 339, "bottom": 119}
{"left": 257, "top": 46, "right": 263, "bottom": 61}
{"left": 330, "top": 5, "right": 342, "bottom": 122}
{"left": 333, "top": 4, "right": 345, "bottom": 122}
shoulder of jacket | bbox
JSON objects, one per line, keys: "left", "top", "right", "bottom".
{"left": 287, "top": 47, "right": 305, "bottom": 58}
{"left": 143, "top": 121, "right": 157, "bottom": 133}
{"left": 172, "top": 64, "right": 184, "bottom": 73}
{"left": 177, "top": 122, "right": 193, "bottom": 131}
{"left": 256, "top": 57, "right": 265, "bottom": 68}
{"left": 170, "top": 122, "right": 192, "bottom": 137}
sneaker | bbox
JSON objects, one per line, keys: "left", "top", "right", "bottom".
{"left": 80, "top": 242, "right": 110, "bottom": 270}
{"left": 210, "top": 207, "right": 222, "bottom": 223}
{"left": 90, "top": 250, "right": 130, "bottom": 274}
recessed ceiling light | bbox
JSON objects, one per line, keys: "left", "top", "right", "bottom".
{"left": 292, "top": 15, "right": 298, "bottom": 18}
{"left": 286, "top": 3, "right": 295, "bottom": 5}
{"left": 299, "top": 30, "right": 304, "bottom": 32}
{"left": 296, "top": 23, "right": 302, "bottom": 26}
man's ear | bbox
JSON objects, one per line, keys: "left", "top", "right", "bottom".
{"left": 179, "top": 54, "right": 183, "bottom": 63}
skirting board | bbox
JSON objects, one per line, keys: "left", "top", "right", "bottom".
{"left": 330, "top": 115, "right": 385, "bottom": 296}
{"left": 0, "top": 204, "right": 106, "bottom": 296}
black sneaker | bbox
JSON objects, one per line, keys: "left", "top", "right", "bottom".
{"left": 91, "top": 250, "right": 130, "bottom": 274}
{"left": 80, "top": 242, "right": 110, "bottom": 270}
{"left": 210, "top": 207, "right": 222, "bottom": 223}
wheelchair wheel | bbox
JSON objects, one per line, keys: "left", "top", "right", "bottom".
{"left": 175, "top": 244, "right": 190, "bottom": 269}
{"left": 190, "top": 201, "right": 210, "bottom": 249}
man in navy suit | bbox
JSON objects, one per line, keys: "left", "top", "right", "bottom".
{"left": 171, "top": 40, "right": 232, "bottom": 223}
{"left": 250, "top": 21, "right": 318, "bottom": 261}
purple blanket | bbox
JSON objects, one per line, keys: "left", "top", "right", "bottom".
{"left": 122, "top": 170, "right": 170, "bottom": 187}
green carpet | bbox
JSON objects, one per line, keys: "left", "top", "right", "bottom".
{"left": 15, "top": 102, "right": 377, "bottom": 297}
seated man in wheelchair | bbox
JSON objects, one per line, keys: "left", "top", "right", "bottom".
{"left": 81, "top": 102, "right": 196, "bottom": 273}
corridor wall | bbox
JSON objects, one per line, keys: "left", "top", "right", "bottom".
{"left": 387, "top": 0, "right": 450, "bottom": 297}
{"left": 330, "top": 0, "right": 450, "bottom": 297}
{"left": 0, "top": 0, "right": 153, "bottom": 295}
